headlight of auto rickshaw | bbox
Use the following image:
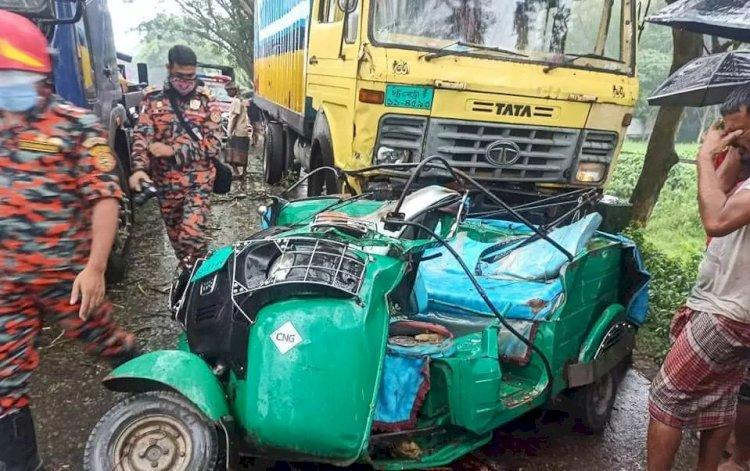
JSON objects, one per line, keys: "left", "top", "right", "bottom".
{"left": 575, "top": 162, "right": 607, "bottom": 183}
{"left": 376, "top": 146, "right": 410, "bottom": 165}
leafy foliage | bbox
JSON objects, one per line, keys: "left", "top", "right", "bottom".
{"left": 626, "top": 229, "right": 701, "bottom": 363}
{"left": 138, "top": 0, "right": 253, "bottom": 83}
{"left": 610, "top": 141, "right": 704, "bottom": 259}
{"left": 609, "top": 142, "right": 703, "bottom": 362}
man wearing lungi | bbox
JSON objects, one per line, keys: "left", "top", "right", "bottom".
{"left": 647, "top": 85, "right": 750, "bottom": 471}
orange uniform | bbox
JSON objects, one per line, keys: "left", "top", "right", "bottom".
{"left": 0, "top": 97, "right": 136, "bottom": 417}
{"left": 131, "top": 84, "right": 223, "bottom": 267}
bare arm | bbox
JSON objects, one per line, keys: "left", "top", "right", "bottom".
{"left": 697, "top": 127, "right": 750, "bottom": 237}
{"left": 87, "top": 197, "right": 119, "bottom": 271}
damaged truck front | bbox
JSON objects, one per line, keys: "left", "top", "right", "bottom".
{"left": 255, "top": 0, "right": 637, "bottom": 199}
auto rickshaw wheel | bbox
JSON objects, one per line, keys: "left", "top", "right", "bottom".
{"left": 570, "top": 369, "right": 617, "bottom": 435}
{"left": 83, "top": 391, "right": 219, "bottom": 471}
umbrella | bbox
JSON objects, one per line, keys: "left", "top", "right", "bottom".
{"left": 647, "top": 0, "right": 750, "bottom": 42}
{"left": 648, "top": 51, "right": 750, "bottom": 106}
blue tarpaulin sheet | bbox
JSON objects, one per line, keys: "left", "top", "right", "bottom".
{"left": 414, "top": 220, "right": 585, "bottom": 321}
{"left": 484, "top": 213, "right": 603, "bottom": 281}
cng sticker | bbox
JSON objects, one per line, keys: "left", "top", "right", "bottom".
{"left": 270, "top": 321, "right": 302, "bottom": 355}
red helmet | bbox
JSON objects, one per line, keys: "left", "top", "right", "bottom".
{"left": 0, "top": 10, "right": 52, "bottom": 74}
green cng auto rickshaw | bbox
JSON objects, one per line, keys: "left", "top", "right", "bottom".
{"left": 85, "top": 159, "right": 649, "bottom": 470}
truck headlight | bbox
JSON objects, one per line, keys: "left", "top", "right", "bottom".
{"left": 576, "top": 162, "right": 607, "bottom": 183}
{"left": 376, "top": 146, "right": 410, "bottom": 165}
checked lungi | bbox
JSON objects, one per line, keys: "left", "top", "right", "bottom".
{"left": 649, "top": 307, "right": 750, "bottom": 430}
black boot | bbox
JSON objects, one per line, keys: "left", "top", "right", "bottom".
{"left": 0, "top": 407, "right": 43, "bottom": 471}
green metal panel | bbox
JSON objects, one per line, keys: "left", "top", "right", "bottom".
{"left": 275, "top": 199, "right": 385, "bottom": 227}
{"left": 578, "top": 303, "right": 626, "bottom": 362}
{"left": 231, "top": 254, "right": 405, "bottom": 463}
{"left": 103, "top": 351, "right": 229, "bottom": 421}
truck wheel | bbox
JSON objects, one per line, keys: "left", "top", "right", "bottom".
{"left": 264, "top": 122, "right": 285, "bottom": 185}
{"left": 106, "top": 161, "right": 133, "bottom": 284}
{"left": 285, "top": 129, "right": 300, "bottom": 173}
{"left": 84, "top": 391, "right": 220, "bottom": 471}
{"left": 307, "top": 144, "right": 339, "bottom": 197}
{"left": 569, "top": 369, "right": 617, "bottom": 434}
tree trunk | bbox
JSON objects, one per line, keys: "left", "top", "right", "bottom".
{"left": 629, "top": 26, "right": 704, "bottom": 224}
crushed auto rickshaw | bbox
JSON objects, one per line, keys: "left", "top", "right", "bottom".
{"left": 84, "top": 159, "right": 650, "bottom": 470}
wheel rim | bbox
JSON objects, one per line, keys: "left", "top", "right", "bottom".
{"left": 591, "top": 373, "right": 614, "bottom": 417}
{"left": 112, "top": 414, "right": 193, "bottom": 471}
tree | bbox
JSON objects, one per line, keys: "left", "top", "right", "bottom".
{"left": 139, "top": 0, "right": 254, "bottom": 83}
{"left": 629, "top": 1, "right": 704, "bottom": 224}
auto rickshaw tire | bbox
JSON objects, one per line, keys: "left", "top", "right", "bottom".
{"left": 264, "top": 122, "right": 285, "bottom": 185}
{"left": 569, "top": 368, "right": 618, "bottom": 435}
{"left": 83, "top": 390, "right": 220, "bottom": 471}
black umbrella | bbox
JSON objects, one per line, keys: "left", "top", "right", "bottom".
{"left": 648, "top": 51, "right": 750, "bottom": 106}
{"left": 647, "top": 0, "right": 750, "bottom": 42}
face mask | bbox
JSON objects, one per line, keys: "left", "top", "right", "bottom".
{"left": 168, "top": 75, "right": 197, "bottom": 96}
{"left": 0, "top": 71, "right": 43, "bottom": 112}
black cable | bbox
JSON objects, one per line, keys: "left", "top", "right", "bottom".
{"left": 346, "top": 160, "right": 575, "bottom": 259}
{"left": 470, "top": 188, "right": 594, "bottom": 218}
{"left": 387, "top": 219, "right": 554, "bottom": 397}
{"left": 281, "top": 166, "right": 340, "bottom": 198}
{"left": 391, "top": 156, "right": 465, "bottom": 216}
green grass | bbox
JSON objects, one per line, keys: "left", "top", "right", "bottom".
{"left": 608, "top": 141, "right": 704, "bottom": 363}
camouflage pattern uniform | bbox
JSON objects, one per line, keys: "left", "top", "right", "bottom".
{"left": 0, "top": 97, "right": 136, "bottom": 418}
{"left": 131, "top": 83, "right": 223, "bottom": 267}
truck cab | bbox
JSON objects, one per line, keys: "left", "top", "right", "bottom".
{"left": 0, "top": 0, "right": 146, "bottom": 280}
{"left": 255, "top": 0, "right": 638, "bottom": 201}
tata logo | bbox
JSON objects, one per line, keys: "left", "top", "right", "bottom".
{"left": 486, "top": 139, "right": 522, "bottom": 167}
{"left": 496, "top": 103, "right": 532, "bottom": 117}
{"left": 471, "top": 100, "right": 555, "bottom": 118}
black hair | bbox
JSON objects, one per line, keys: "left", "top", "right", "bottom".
{"left": 167, "top": 45, "right": 197, "bottom": 67}
{"left": 721, "top": 85, "right": 750, "bottom": 116}
{"left": 225, "top": 81, "right": 238, "bottom": 90}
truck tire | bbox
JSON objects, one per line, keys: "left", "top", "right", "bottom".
{"left": 264, "top": 122, "right": 285, "bottom": 185}
{"left": 285, "top": 129, "right": 300, "bottom": 173}
{"left": 84, "top": 391, "right": 220, "bottom": 471}
{"left": 106, "top": 153, "right": 133, "bottom": 284}
{"left": 307, "top": 117, "right": 339, "bottom": 197}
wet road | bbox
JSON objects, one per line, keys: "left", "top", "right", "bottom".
{"left": 30, "top": 160, "right": 698, "bottom": 470}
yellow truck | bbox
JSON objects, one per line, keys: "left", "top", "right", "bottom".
{"left": 254, "top": 0, "right": 638, "bottom": 197}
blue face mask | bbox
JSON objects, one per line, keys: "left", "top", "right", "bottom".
{"left": 0, "top": 83, "right": 39, "bottom": 112}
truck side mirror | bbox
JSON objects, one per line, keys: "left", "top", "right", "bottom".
{"left": 337, "top": 0, "right": 358, "bottom": 14}
{"left": 137, "top": 63, "right": 149, "bottom": 86}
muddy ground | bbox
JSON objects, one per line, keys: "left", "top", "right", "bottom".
{"left": 30, "top": 158, "right": 699, "bottom": 470}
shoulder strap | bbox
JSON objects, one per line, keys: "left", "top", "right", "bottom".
{"left": 166, "top": 90, "right": 200, "bottom": 142}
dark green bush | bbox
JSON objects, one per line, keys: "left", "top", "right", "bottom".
{"left": 625, "top": 229, "right": 701, "bottom": 363}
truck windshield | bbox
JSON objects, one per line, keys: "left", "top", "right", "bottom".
{"left": 372, "top": 0, "right": 631, "bottom": 71}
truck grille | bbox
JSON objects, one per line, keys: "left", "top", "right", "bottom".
{"left": 424, "top": 119, "right": 580, "bottom": 182}
{"left": 579, "top": 131, "right": 619, "bottom": 163}
{"left": 376, "top": 115, "right": 428, "bottom": 154}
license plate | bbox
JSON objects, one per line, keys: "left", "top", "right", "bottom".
{"left": 385, "top": 85, "right": 434, "bottom": 110}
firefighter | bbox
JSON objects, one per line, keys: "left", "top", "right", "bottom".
{"left": 128, "top": 45, "right": 223, "bottom": 272}
{"left": 0, "top": 11, "right": 138, "bottom": 469}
